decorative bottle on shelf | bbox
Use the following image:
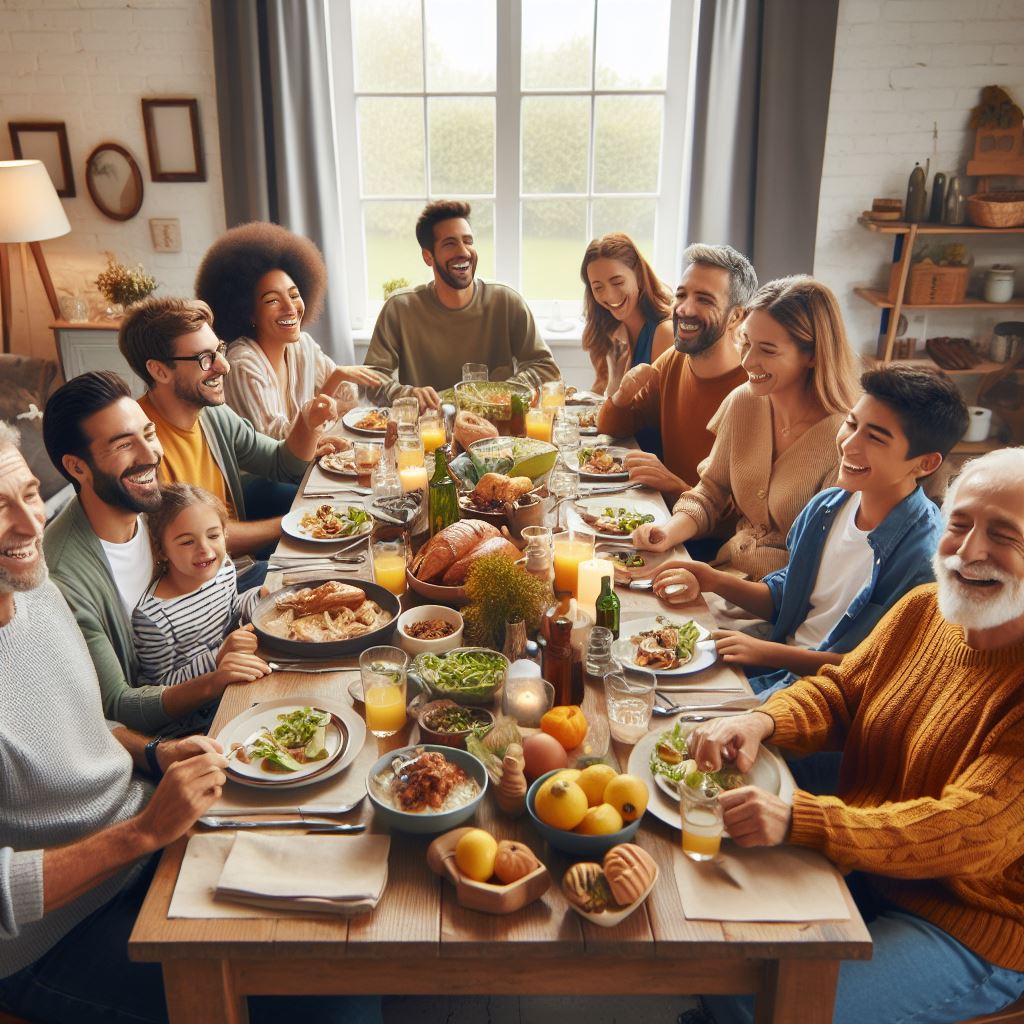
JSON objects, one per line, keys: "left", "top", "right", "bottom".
{"left": 905, "top": 163, "right": 927, "bottom": 223}
{"left": 595, "top": 575, "right": 620, "bottom": 639}
{"left": 943, "top": 176, "right": 965, "bottom": 225}
{"left": 542, "top": 615, "right": 574, "bottom": 707}
{"left": 929, "top": 172, "right": 947, "bottom": 223}
{"left": 427, "top": 444, "right": 459, "bottom": 536}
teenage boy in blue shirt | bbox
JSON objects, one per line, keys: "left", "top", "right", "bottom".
{"left": 652, "top": 365, "right": 970, "bottom": 697}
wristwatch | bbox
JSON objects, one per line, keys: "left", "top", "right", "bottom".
{"left": 144, "top": 738, "right": 163, "bottom": 778}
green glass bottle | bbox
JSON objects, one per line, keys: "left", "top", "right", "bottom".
{"left": 595, "top": 575, "right": 620, "bottom": 639}
{"left": 428, "top": 444, "right": 459, "bottom": 536}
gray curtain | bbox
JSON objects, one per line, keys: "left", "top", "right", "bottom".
{"left": 211, "top": 0, "right": 354, "bottom": 362}
{"left": 686, "top": 0, "right": 839, "bottom": 283}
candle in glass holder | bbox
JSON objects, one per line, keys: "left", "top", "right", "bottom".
{"left": 399, "top": 464, "right": 428, "bottom": 493}
{"left": 552, "top": 535, "right": 594, "bottom": 596}
{"left": 577, "top": 557, "right": 616, "bottom": 618}
{"left": 525, "top": 407, "right": 554, "bottom": 443}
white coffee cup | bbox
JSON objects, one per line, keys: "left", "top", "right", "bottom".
{"left": 964, "top": 406, "right": 993, "bottom": 443}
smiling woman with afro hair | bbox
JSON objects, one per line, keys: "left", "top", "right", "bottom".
{"left": 195, "top": 221, "right": 383, "bottom": 439}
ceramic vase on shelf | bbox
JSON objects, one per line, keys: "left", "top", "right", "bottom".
{"left": 943, "top": 177, "right": 965, "bottom": 225}
{"left": 929, "top": 172, "right": 947, "bottom": 223}
{"left": 905, "top": 163, "right": 927, "bottom": 223}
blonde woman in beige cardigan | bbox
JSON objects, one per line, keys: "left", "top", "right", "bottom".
{"left": 633, "top": 276, "right": 860, "bottom": 580}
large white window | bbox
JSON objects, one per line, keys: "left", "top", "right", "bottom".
{"left": 330, "top": 0, "right": 695, "bottom": 330}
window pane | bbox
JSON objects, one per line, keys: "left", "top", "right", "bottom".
{"left": 593, "top": 95, "right": 662, "bottom": 193}
{"left": 351, "top": 0, "right": 423, "bottom": 92}
{"left": 428, "top": 97, "right": 494, "bottom": 196}
{"left": 521, "top": 0, "right": 593, "bottom": 91}
{"left": 467, "top": 200, "right": 495, "bottom": 281}
{"left": 521, "top": 96, "right": 590, "bottom": 194}
{"left": 425, "top": 0, "right": 496, "bottom": 91}
{"left": 591, "top": 198, "right": 657, "bottom": 262}
{"left": 359, "top": 98, "right": 425, "bottom": 196}
{"left": 522, "top": 199, "right": 587, "bottom": 299}
{"left": 595, "top": 0, "right": 670, "bottom": 89}
{"left": 364, "top": 201, "right": 431, "bottom": 300}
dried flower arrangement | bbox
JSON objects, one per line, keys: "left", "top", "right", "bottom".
{"left": 95, "top": 253, "right": 157, "bottom": 307}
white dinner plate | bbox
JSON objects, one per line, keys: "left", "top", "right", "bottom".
{"left": 281, "top": 504, "right": 372, "bottom": 545}
{"left": 342, "top": 407, "right": 390, "bottom": 435}
{"left": 317, "top": 446, "right": 357, "bottom": 477}
{"left": 577, "top": 446, "right": 630, "bottom": 482}
{"left": 216, "top": 696, "right": 366, "bottom": 790}
{"left": 627, "top": 723, "right": 784, "bottom": 832}
{"left": 613, "top": 617, "right": 716, "bottom": 678}
{"left": 568, "top": 495, "right": 667, "bottom": 541}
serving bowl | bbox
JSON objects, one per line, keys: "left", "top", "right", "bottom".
{"left": 465, "top": 435, "right": 558, "bottom": 482}
{"left": 366, "top": 744, "right": 488, "bottom": 835}
{"left": 405, "top": 568, "right": 469, "bottom": 607}
{"left": 411, "top": 647, "right": 509, "bottom": 706}
{"left": 457, "top": 491, "right": 546, "bottom": 537}
{"left": 395, "top": 605, "right": 464, "bottom": 656}
{"left": 415, "top": 700, "right": 495, "bottom": 750}
{"left": 454, "top": 380, "right": 532, "bottom": 436}
{"left": 526, "top": 769, "right": 643, "bottom": 858}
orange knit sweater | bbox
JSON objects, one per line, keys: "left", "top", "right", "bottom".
{"left": 764, "top": 584, "right": 1024, "bottom": 971}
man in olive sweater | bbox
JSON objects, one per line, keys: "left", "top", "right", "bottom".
{"left": 365, "top": 199, "right": 560, "bottom": 412}
{"left": 687, "top": 447, "right": 1024, "bottom": 1024}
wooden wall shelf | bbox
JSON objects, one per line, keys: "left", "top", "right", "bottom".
{"left": 853, "top": 286, "right": 1024, "bottom": 311}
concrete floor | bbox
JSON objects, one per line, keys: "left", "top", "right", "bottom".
{"left": 383, "top": 995, "right": 696, "bottom": 1024}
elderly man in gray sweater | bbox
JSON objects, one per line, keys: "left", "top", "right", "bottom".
{"left": 0, "top": 423, "right": 381, "bottom": 1024}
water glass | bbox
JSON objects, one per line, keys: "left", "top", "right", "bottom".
{"left": 585, "top": 625, "right": 615, "bottom": 679}
{"left": 603, "top": 670, "right": 654, "bottom": 744}
{"left": 359, "top": 646, "right": 409, "bottom": 738}
{"left": 392, "top": 396, "right": 420, "bottom": 432}
{"left": 462, "top": 362, "right": 489, "bottom": 383}
{"left": 552, "top": 409, "right": 580, "bottom": 454}
{"left": 354, "top": 441, "right": 382, "bottom": 487}
{"left": 679, "top": 782, "right": 724, "bottom": 862}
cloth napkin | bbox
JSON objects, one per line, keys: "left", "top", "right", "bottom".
{"left": 214, "top": 832, "right": 390, "bottom": 916}
{"left": 673, "top": 844, "right": 851, "bottom": 922}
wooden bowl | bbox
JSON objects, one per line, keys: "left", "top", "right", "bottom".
{"left": 406, "top": 568, "right": 469, "bottom": 607}
{"left": 427, "top": 827, "right": 550, "bottom": 914}
{"left": 416, "top": 700, "right": 495, "bottom": 750}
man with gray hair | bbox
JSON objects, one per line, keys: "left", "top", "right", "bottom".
{"left": 597, "top": 243, "right": 758, "bottom": 506}
{"left": 682, "top": 446, "right": 1024, "bottom": 1024}
{"left": 0, "top": 421, "right": 381, "bottom": 1024}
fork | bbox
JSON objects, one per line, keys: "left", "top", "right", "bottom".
{"left": 303, "top": 486, "right": 371, "bottom": 498}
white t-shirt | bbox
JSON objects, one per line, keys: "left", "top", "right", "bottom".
{"left": 99, "top": 517, "right": 155, "bottom": 613}
{"left": 792, "top": 494, "right": 875, "bottom": 649}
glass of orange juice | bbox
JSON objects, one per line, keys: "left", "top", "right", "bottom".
{"left": 359, "top": 646, "right": 409, "bottom": 738}
{"left": 525, "top": 407, "right": 554, "bottom": 443}
{"left": 397, "top": 434, "right": 425, "bottom": 470}
{"left": 372, "top": 536, "right": 408, "bottom": 595}
{"left": 552, "top": 532, "right": 594, "bottom": 596}
{"left": 541, "top": 379, "right": 566, "bottom": 411}
{"left": 679, "top": 782, "right": 723, "bottom": 862}
{"left": 419, "top": 411, "right": 446, "bottom": 454}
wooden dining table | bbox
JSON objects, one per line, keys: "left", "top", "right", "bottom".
{"left": 128, "top": 427, "right": 871, "bottom": 1024}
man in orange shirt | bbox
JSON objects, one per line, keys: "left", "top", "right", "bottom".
{"left": 596, "top": 243, "right": 757, "bottom": 506}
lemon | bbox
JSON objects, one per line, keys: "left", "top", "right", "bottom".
{"left": 454, "top": 829, "right": 498, "bottom": 882}
{"left": 534, "top": 779, "right": 589, "bottom": 831}
{"left": 574, "top": 802, "right": 624, "bottom": 835}
{"left": 603, "top": 774, "right": 649, "bottom": 823}
{"left": 577, "top": 763, "right": 617, "bottom": 806}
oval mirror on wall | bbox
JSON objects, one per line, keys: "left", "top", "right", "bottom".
{"left": 85, "top": 143, "right": 144, "bottom": 221}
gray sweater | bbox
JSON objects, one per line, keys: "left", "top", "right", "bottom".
{"left": 0, "top": 581, "right": 151, "bottom": 978}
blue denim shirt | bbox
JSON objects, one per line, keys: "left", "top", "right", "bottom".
{"left": 751, "top": 485, "right": 942, "bottom": 698}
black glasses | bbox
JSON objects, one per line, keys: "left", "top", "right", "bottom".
{"left": 164, "top": 343, "right": 228, "bottom": 372}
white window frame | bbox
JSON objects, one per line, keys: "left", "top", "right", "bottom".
{"left": 330, "top": 0, "right": 695, "bottom": 333}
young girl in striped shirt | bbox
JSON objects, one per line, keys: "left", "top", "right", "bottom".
{"left": 132, "top": 483, "right": 270, "bottom": 731}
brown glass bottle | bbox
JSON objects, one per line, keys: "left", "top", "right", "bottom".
{"left": 542, "top": 616, "right": 574, "bottom": 707}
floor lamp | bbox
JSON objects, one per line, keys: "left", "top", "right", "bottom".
{"left": 0, "top": 160, "right": 71, "bottom": 355}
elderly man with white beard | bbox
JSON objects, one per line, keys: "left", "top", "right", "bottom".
{"left": 681, "top": 447, "right": 1024, "bottom": 1024}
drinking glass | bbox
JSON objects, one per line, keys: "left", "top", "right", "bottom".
{"left": 419, "top": 411, "right": 446, "bottom": 454}
{"left": 541, "top": 379, "right": 566, "bottom": 411}
{"left": 679, "top": 782, "right": 724, "bottom": 862}
{"left": 603, "top": 670, "right": 654, "bottom": 744}
{"left": 392, "top": 396, "right": 420, "bottom": 432}
{"left": 396, "top": 434, "right": 425, "bottom": 470}
{"left": 359, "top": 646, "right": 409, "bottom": 738}
{"left": 551, "top": 409, "right": 580, "bottom": 454}
{"left": 372, "top": 536, "right": 408, "bottom": 596}
{"left": 525, "top": 407, "right": 554, "bottom": 443}
{"left": 547, "top": 464, "right": 580, "bottom": 532}
{"left": 462, "top": 362, "right": 489, "bottom": 383}
{"left": 332, "top": 381, "right": 360, "bottom": 417}
{"left": 354, "top": 441, "right": 382, "bottom": 487}
{"left": 552, "top": 530, "right": 593, "bottom": 596}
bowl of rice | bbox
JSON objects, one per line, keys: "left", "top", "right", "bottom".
{"left": 366, "top": 744, "right": 488, "bottom": 835}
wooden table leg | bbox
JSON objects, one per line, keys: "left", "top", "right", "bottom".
{"left": 755, "top": 959, "right": 841, "bottom": 1024}
{"left": 163, "top": 960, "right": 248, "bottom": 1024}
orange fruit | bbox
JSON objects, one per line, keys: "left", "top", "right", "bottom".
{"left": 603, "top": 774, "right": 649, "bottom": 823}
{"left": 574, "top": 802, "right": 624, "bottom": 835}
{"left": 534, "top": 779, "right": 589, "bottom": 831}
{"left": 454, "top": 829, "right": 498, "bottom": 882}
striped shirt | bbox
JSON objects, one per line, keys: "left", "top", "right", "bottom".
{"left": 130, "top": 560, "right": 261, "bottom": 686}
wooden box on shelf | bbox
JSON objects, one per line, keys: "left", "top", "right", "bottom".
{"left": 887, "top": 260, "right": 969, "bottom": 305}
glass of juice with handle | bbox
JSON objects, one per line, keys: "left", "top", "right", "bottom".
{"left": 679, "top": 781, "right": 723, "bottom": 861}
{"left": 359, "top": 646, "right": 409, "bottom": 738}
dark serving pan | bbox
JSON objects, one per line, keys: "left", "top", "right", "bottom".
{"left": 251, "top": 578, "right": 401, "bottom": 658}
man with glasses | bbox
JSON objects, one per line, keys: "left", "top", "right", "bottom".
{"left": 117, "top": 297, "right": 334, "bottom": 558}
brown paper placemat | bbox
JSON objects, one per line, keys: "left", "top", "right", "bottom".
{"left": 674, "top": 844, "right": 851, "bottom": 922}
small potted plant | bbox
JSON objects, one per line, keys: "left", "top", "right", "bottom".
{"left": 382, "top": 277, "right": 411, "bottom": 299}
{"left": 95, "top": 253, "right": 158, "bottom": 313}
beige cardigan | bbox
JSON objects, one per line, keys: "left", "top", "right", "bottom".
{"left": 672, "top": 384, "right": 843, "bottom": 579}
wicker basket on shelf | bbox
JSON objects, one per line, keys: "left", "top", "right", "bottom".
{"left": 965, "top": 192, "right": 1024, "bottom": 228}
{"left": 888, "top": 260, "right": 969, "bottom": 305}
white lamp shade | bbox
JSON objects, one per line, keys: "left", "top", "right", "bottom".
{"left": 0, "top": 160, "right": 71, "bottom": 243}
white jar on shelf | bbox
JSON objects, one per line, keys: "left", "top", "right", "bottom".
{"left": 984, "top": 265, "right": 1015, "bottom": 304}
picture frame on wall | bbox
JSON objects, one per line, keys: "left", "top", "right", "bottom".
{"left": 141, "top": 98, "right": 206, "bottom": 183}
{"left": 8, "top": 121, "right": 75, "bottom": 198}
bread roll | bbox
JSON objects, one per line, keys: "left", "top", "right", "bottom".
{"left": 410, "top": 520, "right": 500, "bottom": 582}
{"left": 602, "top": 843, "right": 657, "bottom": 907}
{"left": 441, "top": 535, "right": 521, "bottom": 586}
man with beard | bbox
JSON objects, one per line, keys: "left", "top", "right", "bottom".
{"left": 364, "top": 199, "right": 560, "bottom": 411}
{"left": 682, "top": 446, "right": 1024, "bottom": 1024}
{"left": 42, "top": 372, "right": 270, "bottom": 732}
{"left": 597, "top": 243, "right": 757, "bottom": 504}
{"left": 0, "top": 422, "right": 382, "bottom": 1024}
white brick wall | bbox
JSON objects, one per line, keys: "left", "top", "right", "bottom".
{"left": 0, "top": 0, "right": 224, "bottom": 363}
{"left": 814, "top": 0, "right": 1024, "bottom": 357}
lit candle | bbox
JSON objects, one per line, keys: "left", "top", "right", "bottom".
{"left": 577, "top": 558, "right": 616, "bottom": 618}
{"left": 399, "top": 464, "right": 428, "bottom": 493}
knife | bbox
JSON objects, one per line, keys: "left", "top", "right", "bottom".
{"left": 198, "top": 817, "right": 365, "bottom": 832}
